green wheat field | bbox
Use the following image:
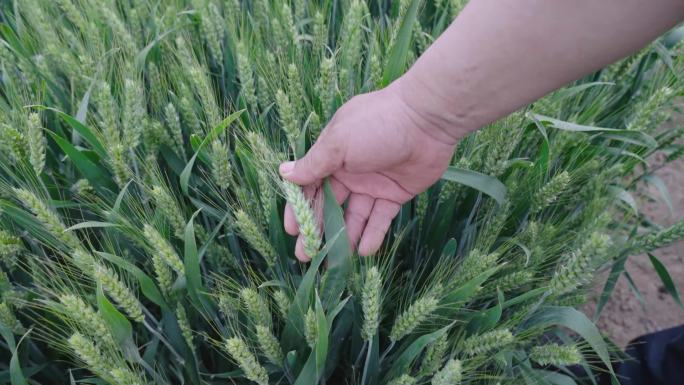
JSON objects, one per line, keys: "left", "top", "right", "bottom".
{"left": 0, "top": 0, "right": 682, "bottom": 384}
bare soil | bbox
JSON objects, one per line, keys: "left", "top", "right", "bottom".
{"left": 583, "top": 144, "right": 684, "bottom": 349}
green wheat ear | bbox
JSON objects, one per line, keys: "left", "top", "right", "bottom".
{"left": 631, "top": 219, "right": 684, "bottom": 253}
{"left": 530, "top": 343, "right": 582, "bottom": 366}
{"left": 550, "top": 232, "right": 611, "bottom": 295}
{"left": 12, "top": 188, "right": 80, "bottom": 249}
{"left": 531, "top": 171, "right": 570, "bottom": 213}
{"left": 224, "top": 337, "right": 269, "bottom": 385}
{"left": 122, "top": 78, "right": 144, "bottom": 149}
{"left": 287, "top": 64, "right": 304, "bottom": 117}
{"left": 149, "top": 186, "right": 186, "bottom": 238}
{"left": 93, "top": 264, "right": 144, "bottom": 323}
{"left": 0, "top": 230, "right": 22, "bottom": 269}
{"left": 257, "top": 75, "right": 271, "bottom": 112}
{"left": 462, "top": 328, "right": 514, "bottom": 356}
{"left": 317, "top": 57, "right": 337, "bottom": 119}
{"left": 272, "top": 290, "right": 291, "bottom": 319}
{"left": 311, "top": 10, "right": 327, "bottom": 54}
{"left": 71, "top": 179, "right": 94, "bottom": 198}
{"left": 389, "top": 374, "right": 417, "bottom": 385}
{"left": 420, "top": 333, "right": 449, "bottom": 376}
{"left": 59, "top": 294, "right": 115, "bottom": 347}
{"left": 1, "top": 124, "right": 27, "bottom": 165}
{"left": 200, "top": 3, "right": 225, "bottom": 63}
{"left": 431, "top": 359, "right": 462, "bottom": 385}
{"left": 256, "top": 324, "right": 284, "bottom": 366}
{"left": 457, "top": 249, "right": 499, "bottom": 284}
{"left": 0, "top": 301, "right": 24, "bottom": 334}
{"left": 109, "top": 144, "right": 133, "bottom": 188}
{"left": 27, "top": 112, "right": 46, "bottom": 175}
{"left": 211, "top": 140, "right": 233, "bottom": 191}
{"left": 390, "top": 288, "right": 440, "bottom": 342}
{"left": 627, "top": 86, "right": 673, "bottom": 132}
{"left": 152, "top": 254, "right": 174, "bottom": 298}
{"left": 276, "top": 89, "right": 299, "bottom": 147}
{"left": 283, "top": 181, "right": 322, "bottom": 258}
{"left": 361, "top": 266, "right": 382, "bottom": 340}
{"left": 218, "top": 294, "right": 239, "bottom": 320}
{"left": 163, "top": 103, "right": 185, "bottom": 158}
{"left": 240, "top": 287, "right": 272, "bottom": 327}
{"left": 109, "top": 367, "right": 144, "bottom": 385}
{"left": 234, "top": 209, "right": 277, "bottom": 266}
{"left": 176, "top": 304, "right": 194, "bottom": 349}
{"left": 304, "top": 308, "right": 318, "bottom": 348}
{"left": 488, "top": 271, "right": 534, "bottom": 294}
{"left": 68, "top": 332, "right": 110, "bottom": 378}
{"left": 143, "top": 224, "right": 185, "bottom": 276}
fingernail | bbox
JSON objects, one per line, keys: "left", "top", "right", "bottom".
{"left": 279, "top": 161, "right": 295, "bottom": 176}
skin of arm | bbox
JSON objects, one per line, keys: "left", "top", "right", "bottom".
{"left": 400, "top": 0, "right": 684, "bottom": 144}
{"left": 280, "top": 0, "right": 684, "bottom": 261}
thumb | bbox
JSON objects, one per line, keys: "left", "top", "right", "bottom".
{"left": 279, "top": 128, "right": 346, "bottom": 185}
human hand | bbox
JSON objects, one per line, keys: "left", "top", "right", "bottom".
{"left": 280, "top": 81, "right": 457, "bottom": 261}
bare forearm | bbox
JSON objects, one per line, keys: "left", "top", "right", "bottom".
{"left": 399, "top": 0, "right": 684, "bottom": 143}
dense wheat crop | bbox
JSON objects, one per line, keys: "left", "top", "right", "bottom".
{"left": 0, "top": 0, "right": 683, "bottom": 384}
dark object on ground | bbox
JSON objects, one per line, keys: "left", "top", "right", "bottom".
{"left": 616, "top": 324, "right": 684, "bottom": 385}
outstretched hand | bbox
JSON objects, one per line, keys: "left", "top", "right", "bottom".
{"left": 279, "top": 83, "right": 456, "bottom": 261}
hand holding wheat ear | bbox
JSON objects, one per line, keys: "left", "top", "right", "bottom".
{"left": 280, "top": 0, "right": 684, "bottom": 262}
{"left": 280, "top": 83, "right": 456, "bottom": 261}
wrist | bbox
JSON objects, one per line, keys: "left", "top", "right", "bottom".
{"left": 392, "top": 70, "right": 474, "bottom": 145}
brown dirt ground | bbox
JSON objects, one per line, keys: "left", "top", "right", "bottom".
{"left": 583, "top": 129, "right": 684, "bottom": 349}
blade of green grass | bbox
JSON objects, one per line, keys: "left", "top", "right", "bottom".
{"left": 441, "top": 167, "right": 507, "bottom": 205}
{"left": 648, "top": 253, "right": 684, "bottom": 310}
{"left": 534, "top": 114, "right": 657, "bottom": 148}
{"left": 9, "top": 332, "right": 28, "bottom": 385}
{"left": 382, "top": 0, "right": 421, "bottom": 86}
{"left": 48, "top": 131, "right": 115, "bottom": 191}
{"left": 43, "top": 107, "right": 107, "bottom": 158}
{"left": 320, "top": 179, "right": 352, "bottom": 310}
